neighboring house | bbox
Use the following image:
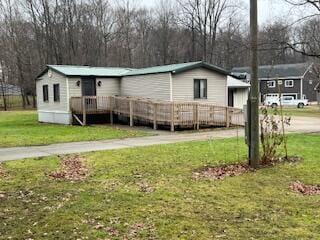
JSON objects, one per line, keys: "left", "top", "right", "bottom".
{"left": 227, "top": 76, "right": 250, "bottom": 109}
{"left": 36, "top": 61, "right": 232, "bottom": 124}
{"left": 232, "top": 62, "right": 320, "bottom": 103}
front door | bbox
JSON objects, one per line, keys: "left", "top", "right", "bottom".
{"left": 82, "top": 77, "right": 97, "bottom": 111}
{"left": 82, "top": 77, "right": 96, "bottom": 96}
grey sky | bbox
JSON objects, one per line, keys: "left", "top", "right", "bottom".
{"left": 140, "top": 0, "right": 304, "bottom": 25}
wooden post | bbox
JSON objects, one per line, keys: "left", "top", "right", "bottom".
{"left": 171, "top": 102, "right": 175, "bottom": 132}
{"left": 129, "top": 100, "right": 134, "bottom": 127}
{"left": 82, "top": 97, "right": 86, "bottom": 126}
{"left": 109, "top": 97, "right": 114, "bottom": 125}
{"left": 153, "top": 103, "right": 157, "bottom": 130}
{"left": 196, "top": 103, "right": 200, "bottom": 130}
{"left": 226, "top": 107, "right": 230, "bottom": 128}
{"left": 249, "top": 0, "right": 260, "bottom": 168}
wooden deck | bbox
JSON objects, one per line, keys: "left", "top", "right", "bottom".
{"left": 70, "top": 96, "right": 245, "bottom": 131}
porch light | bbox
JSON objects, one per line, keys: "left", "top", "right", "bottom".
{"left": 76, "top": 80, "right": 81, "bottom": 87}
{"left": 97, "top": 81, "right": 102, "bottom": 87}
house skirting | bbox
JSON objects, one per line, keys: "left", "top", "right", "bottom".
{"left": 38, "top": 110, "right": 72, "bottom": 125}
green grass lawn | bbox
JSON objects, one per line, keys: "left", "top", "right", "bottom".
{"left": 0, "top": 111, "right": 148, "bottom": 147}
{"left": 263, "top": 105, "right": 320, "bottom": 118}
{"left": 1, "top": 134, "right": 320, "bottom": 239}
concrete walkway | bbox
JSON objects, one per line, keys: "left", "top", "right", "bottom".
{"left": 0, "top": 129, "right": 243, "bottom": 162}
{"left": 1, "top": 115, "right": 320, "bottom": 162}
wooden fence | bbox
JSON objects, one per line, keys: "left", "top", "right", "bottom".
{"left": 70, "top": 96, "right": 244, "bottom": 131}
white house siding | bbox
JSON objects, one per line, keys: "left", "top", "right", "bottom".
{"left": 68, "top": 77, "right": 120, "bottom": 97}
{"left": 68, "top": 77, "right": 82, "bottom": 97}
{"left": 233, "top": 88, "right": 249, "bottom": 109}
{"left": 121, "top": 73, "right": 171, "bottom": 101}
{"left": 172, "top": 68, "right": 227, "bottom": 106}
{"left": 36, "top": 71, "right": 71, "bottom": 124}
{"left": 96, "top": 78, "right": 120, "bottom": 96}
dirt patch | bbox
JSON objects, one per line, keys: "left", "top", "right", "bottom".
{"left": 48, "top": 155, "right": 89, "bottom": 181}
{"left": 290, "top": 181, "right": 320, "bottom": 196}
{"left": 193, "top": 164, "right": 251, "bottom": 181}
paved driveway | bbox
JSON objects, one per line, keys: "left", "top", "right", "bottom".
{"left": 285, "top": 116, "right": 320, "bottom": 133}
{"left": 1, "top": 116, "right": 320, "bottom": 162}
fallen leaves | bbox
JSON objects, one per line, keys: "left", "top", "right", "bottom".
{"left": 0, "top": 163, "right": 6, "bottom": 178}
{"left": 48, "top": 155, "right": 89, "bottom": 181}
{"left": 137, "top": 182, "right": 154, "bottom": 193}
{"left": 84, "top": 216, "right": 156, "bottom": 239}
{"left": 290, "top": 181, "right": 320, "bottom": 196}
{"left": 193, "top": 164, "right": 251, "bottom": 180}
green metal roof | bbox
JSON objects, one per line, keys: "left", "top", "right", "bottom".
{"left": 45, "top": 65, "right": 132, "bottom": 77}
{"left": 37, "top": 61, "right": 229, "bottom": 79}
{"left": 232, "top": 62, "right": 312, "bottom": 79}
{"left": 123, "top": 61, "right": 229, "bottom": 76}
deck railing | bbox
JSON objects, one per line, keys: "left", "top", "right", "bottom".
{"left": 70, "top": 96, "right": 244, "bottom": 130}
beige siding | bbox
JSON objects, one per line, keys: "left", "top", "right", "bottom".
{"left": 121, "top": 73, "right": 171, "bottom": 101}
{"left": 172, "top": 68, "right": 227, "bottom": 106}
{"left": 36, "top": 71, "right": 69, "bottom": 112}
{"left": 68, "top": 77, "right": 120, "bottom": 97}
{"left": 68, "top": 77, "right": 82, "bottom": 97}
{"left": 96, "top": 78, "right": 120, "bottom": 96}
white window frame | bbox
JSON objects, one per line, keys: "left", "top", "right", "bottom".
{"left": 285, "top": 80, "right": 294, "bottom": 88}
{"left": 267, "top": 81, "right": 276, "bottom": 88}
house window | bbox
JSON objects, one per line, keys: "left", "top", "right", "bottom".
{"left": 285, "top": 80, "right": 294, "bottom": 88}
{"left": 53, "top": 84, "right": 60, "bottom": 102}
{"left": 267, "top": 81, "right": 276, "bottom": 88}
{"left": 194, "top": 79, "right": 207, "bottom": 99}
{"left": 43, "top": 85, "right": 49, "bottom": 102}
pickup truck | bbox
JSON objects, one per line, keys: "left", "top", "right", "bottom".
{"left": 264, "top": 96, "right": 308, "bottom": 108}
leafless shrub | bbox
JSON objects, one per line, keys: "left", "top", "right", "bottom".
{"left": 260, "top": 107, "right": 291, "bottom": 164}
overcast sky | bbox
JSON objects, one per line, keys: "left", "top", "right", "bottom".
{"left": 139, "top": 0, "right": 305, "bottom": 25}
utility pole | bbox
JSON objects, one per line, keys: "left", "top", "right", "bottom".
{"left": 249, "top": 0, "right": 259, "bottom": 168}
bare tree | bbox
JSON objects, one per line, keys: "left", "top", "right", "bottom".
{"left": 284, "top": 0, "right": 320, "bottom": 58}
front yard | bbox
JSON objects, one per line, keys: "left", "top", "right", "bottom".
{"left": 1, "top": 134, "right": 320, "bottom": 239}
{"left": 0, "top": 111, "right": 148, "bottom": 147}
{"left": 264, "top": 105, "right": 320, "bottom": 118}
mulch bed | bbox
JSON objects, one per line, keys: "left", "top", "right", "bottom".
{"left": 290, "top": 181, "right": 320, "bottom": 196}
{"left": 193, "top": 164, "right": 251, "bottom": 180}
{"left": 48, "top": 155, "right": 89, "bottom": 181}
{"left": 193, "top": 156, "right": 302, "bottom": 181}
